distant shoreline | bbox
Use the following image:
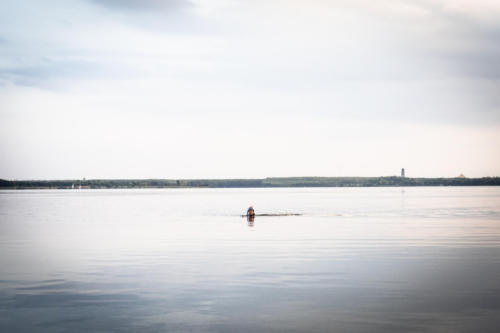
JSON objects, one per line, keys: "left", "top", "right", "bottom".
{"left": 1, "top": 177, "right": 499, "bottom": 189}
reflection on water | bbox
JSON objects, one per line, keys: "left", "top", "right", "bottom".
{"left": 247, "top": 214, "right": 255, "bottom": 227}
{"left": 1, "top": 187, "right": 500, "bottom": 332}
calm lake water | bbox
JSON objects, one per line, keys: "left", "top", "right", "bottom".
{"left": 1, "top": 187, "right": 500, "bottom": 332}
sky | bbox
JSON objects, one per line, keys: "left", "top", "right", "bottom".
{"left": 1, "top": 0, "right": 499, "bottom": 179}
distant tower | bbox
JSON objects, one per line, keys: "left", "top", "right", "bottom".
{"left": 401, "top": 168, "right": 405, "bottom": 177}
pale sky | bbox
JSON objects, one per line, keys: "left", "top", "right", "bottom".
{"left": 1, "top": 0, "right": 499, "bottom": 179}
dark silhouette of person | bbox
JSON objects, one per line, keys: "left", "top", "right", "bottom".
{"left": 247, "top": 206, "right": 255, "bottom": 217}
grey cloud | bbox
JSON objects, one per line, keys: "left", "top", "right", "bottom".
{"left": 451, "top": 51, "right": 500, "bottom": 80}
{"left": 87, "top": 0, "right": 191, "bottom": 11}
{"left": 0, "top": 58, "right": 145, "bottom": 89}
{"left": 416, "top": 1, "right": 500, "bottom": 80}
{"left": 337, "top": 0, "right": 500, "bottom": 80}
{"left": 83, "top": 0, "right": 210, "bottom": 35}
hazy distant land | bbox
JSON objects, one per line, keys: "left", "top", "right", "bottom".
{"left": 1, "top": 177, "right": 499, "bottom": 189}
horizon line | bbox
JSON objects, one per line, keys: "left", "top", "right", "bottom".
{"left": 2, "top": 175, "right": 499, "bottom": 182}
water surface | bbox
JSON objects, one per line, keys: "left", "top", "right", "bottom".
{"left": 1, "top": 187, "right": 500, "bottom": 332}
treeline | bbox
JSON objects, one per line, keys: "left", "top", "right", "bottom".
{"left": 263, "top": 177, "right": 500, "bottom": 187}
{"left": 1, "top": 176, "right": 499, "bottom": 189}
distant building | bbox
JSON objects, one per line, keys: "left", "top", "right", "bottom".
{"left": 401, "top": 168, "right": 405, "bottom": 177}
{"left": 458, "top": 173, "right": 466, "bottom": 178}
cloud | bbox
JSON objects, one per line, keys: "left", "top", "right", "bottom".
{"left": 86, "top": 0, "right": 191, "bottom": 11}
{"left": 1, "top": 0, "right": 500, "bottom": 178}
{"left": 0, "top": 59, "right": 142, "bottom": 89}
{"left": 81, "top": 0, "right": 211, "bottom": 35}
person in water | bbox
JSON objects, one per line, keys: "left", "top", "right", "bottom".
{"left": 247, "top": 206, "right": 255, "bottom": 216}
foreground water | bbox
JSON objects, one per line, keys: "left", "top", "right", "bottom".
{"left": 1, "top": 187, "right": 500, "bottom": 332}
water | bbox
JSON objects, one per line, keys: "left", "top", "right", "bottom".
{"left": 1, "top": 187, "right": 500, "bottom": 332}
